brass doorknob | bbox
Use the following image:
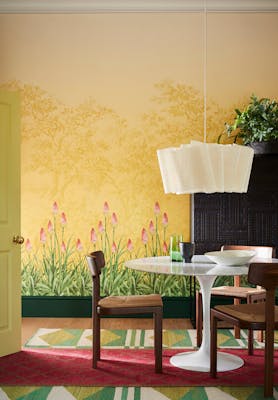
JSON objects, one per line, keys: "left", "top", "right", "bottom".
{"left": 13, "top": 235, "right": 25, "bottom": 245}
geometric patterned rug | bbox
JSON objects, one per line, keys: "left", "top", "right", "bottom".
{"left": 1, "top": 385, "right": 278, "bottom": 399}
{"left": 24, "top": 328, "right": 270, "bottom": 349}
{"left": 1, "top": 329, "right": 277, "bottom": 400}
{"left": 2, "top": 347, "right": 276, "bottom": 386}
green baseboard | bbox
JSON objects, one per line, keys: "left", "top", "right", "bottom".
{"left": 21, "top": 295, "right": 241, "bottom": 319}
{"left": 21, "top": 296, "right": 191, "bottom": 318}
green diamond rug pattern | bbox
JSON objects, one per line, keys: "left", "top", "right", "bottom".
{"left": 24, "top": 328, "right": 267, "bottom": 350}
{"left": 1, "top": 386, "right": 278, "bottom": 399}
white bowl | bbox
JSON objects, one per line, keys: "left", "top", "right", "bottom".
{"left": 204, "top": 250, "right": 256, "bottom": 266}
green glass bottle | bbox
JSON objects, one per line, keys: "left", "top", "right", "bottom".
{"left": 170, "top": 235, "right": 183, "bottom": 261}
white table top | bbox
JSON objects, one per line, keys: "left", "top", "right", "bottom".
{"left": 125, "top": 255, "right": 249, "bottom": 277}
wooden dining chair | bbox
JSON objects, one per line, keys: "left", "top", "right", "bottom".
{"left": 86, "top": 250, "right": 163, "bottom": 373}
{"left": 210, "top": 262, "right": 278, "bottom": 398}
{"left": 196, "top": 245, "right": 275, "bottom": 348}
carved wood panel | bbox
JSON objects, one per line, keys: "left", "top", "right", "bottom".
{"left": 193, "top": 155, "right": 278, "bottom": 255}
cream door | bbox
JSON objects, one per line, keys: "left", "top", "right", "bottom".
{"left": 0, "top": 90, "right": 21, "bottom": 356}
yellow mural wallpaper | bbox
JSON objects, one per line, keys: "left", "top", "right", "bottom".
{"left": 0, "top": 12, "right": 278, "bottom": 296}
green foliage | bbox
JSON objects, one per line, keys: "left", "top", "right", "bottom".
{"left": 219, "top": 94, "right": 278, "bottom": 144}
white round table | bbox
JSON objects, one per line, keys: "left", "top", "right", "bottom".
{"left": 125, "top": 255, "right": 249, "bottom": 372}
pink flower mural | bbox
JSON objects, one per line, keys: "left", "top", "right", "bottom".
{"left": 90, "top": 228, "right": 97, "bottom": 243}
{"left": 141, "top": 227, "right": 148, "bottom": 256}
{"left": 25, "top": 238, "right": 32, "bottom": 251}
{"left": 154, "top": 201, "right": 160, "bottom": 215}
{"left": 162, "top": 212, "right": 168, "bottom": 243}
{"left": 127, "top": 238, "right": 133, "bottom": 252}
{"left": 149, "top": 220, "right": 155, "bottom": 234}
{"left": 61, "top": 212, "right": 67, "bottom": 226}
{"left": 111, "top": 212, "right": 118, "bottom": 226}
{"left": 52, "top": 201, "right": 58, "bottom": 214}
{"left": 98, "top": 220, "right": 104, "bottom": 233}
{"left": 103, "top": 201, "right": 109, "bottom": 214}
{"left": 61, "top": 241, "right": 66, "bottom": 253}
{"left": 111, "top": 241, "right": 117, "bottom": 253}
{"left": 40, "top": 227, "right": 46, "bottom": 244}
{"left": 141, "top": 228, "right": 148, "bottom": 244}
{"left": 21, "top": 201, "right": 184, "bottom": 298}
{"left": 162, "top": 212, "right": 168, "bottom": 226}
{"left": 76, "top": 238, "right": 83, "bottom": 251}
{"left": 47, "top": 220, "right": 53, "bottom": 233}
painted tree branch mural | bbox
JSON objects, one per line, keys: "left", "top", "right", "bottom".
{"left": 0, "top": 80, "right": 239, "bottom": 297}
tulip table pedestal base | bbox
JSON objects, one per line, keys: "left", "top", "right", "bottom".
{"left": 170, "top": 274, "right": 244, "bottom": 372}
{"left": 170, "top": 349, "right": 244, "bottom": 372}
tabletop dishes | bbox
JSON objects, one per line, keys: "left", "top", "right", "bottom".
{"left": 204, "top": 250, "right": 256, "bottom": 266}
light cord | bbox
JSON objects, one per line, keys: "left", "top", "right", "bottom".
{"left": 203, "top": 0, "right": 207, "bottom": 143}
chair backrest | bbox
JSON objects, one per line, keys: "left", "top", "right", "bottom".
{"left": 86, "top": 250, "right": 106, "bottom": 305}
{"left": 86, "top": 250, "right": 105, "bottom": 277}
{"left": 221, "top": 245, "right": 275, "bottom": 287}
{"left": 248, "top": 262, "right": 278, "bottom": 289}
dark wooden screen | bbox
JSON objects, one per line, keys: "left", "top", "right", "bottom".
{"left": 188, "top": 154, "right": 278, "bottom": 325}
{"left": 193, "top": 154, "right": 278, "bottom": 255}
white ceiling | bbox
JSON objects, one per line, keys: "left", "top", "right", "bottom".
{"left": 0, "top": 0, "right": 278, "bottom": 13}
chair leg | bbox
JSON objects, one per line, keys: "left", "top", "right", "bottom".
{"left": 247, "top": 329, "right": 254, "bottom": 356}
{"left": 233, "top": 299, "right": 241, "bottom": 339}
{"left": 154, "top": 308, "right": 163, "bottom": 373}
{"left": 264, "top": 291, "right": 275, "bottom": 398}
{"left": 210, "top": 311, "right": 217, "bottom": 378}
{"left": 265, "top": 330, "right": 274, "bottom": 398}
{"left": 196, "top": 291, "right": 203, "bottom": 347}
{"left": 234, "top": 326, "right": 240, "bottom": 339}
{"left": 93, "top": 312, "right": 100, "bottom": 368}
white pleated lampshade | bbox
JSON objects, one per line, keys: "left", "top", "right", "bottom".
{"left": 157, "top": 141, "right": 254, "bottom": 194}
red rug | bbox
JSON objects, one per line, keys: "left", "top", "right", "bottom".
{"left": 0, "top": 348, "right": 277, "bottom": 386}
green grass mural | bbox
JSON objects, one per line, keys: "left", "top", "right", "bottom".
{"left": 21, "top": 201, "right": 192, "bottom": 297}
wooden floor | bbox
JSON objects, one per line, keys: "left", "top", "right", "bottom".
{"left": 22, "top": 317, "right": 193, "bottom": 345}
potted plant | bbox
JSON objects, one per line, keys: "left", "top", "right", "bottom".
{"left": 218, "top": 94, "right": 278, "bottom": 154}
